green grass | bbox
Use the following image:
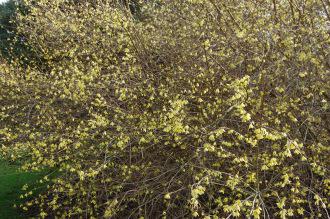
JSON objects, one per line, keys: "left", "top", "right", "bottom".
{"left": 0, "top": 160, "right": 44, "bottom": 219}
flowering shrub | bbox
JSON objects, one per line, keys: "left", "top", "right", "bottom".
{"left": 1, "top": 0, "right": 329, "bottom": 218}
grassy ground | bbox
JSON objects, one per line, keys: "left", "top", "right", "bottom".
{"left": 0, "top": 160, "right": 43, "bottom": 219}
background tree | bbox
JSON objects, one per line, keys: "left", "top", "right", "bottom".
{"left": 0, "top": 0, "right": 19, "bottom": 59}
{"left": 0, "top": 0, "right": 47, "bottom": 69}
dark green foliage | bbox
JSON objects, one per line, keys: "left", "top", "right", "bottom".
{"left": 0, "top": 0, "right": 22, "bottom": 60}
{"left": 0, "top": 0, "right": 46, "bottom": 68}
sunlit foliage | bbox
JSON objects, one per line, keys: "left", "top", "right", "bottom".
{"left": 0, "top": 0, "right": 329, "bottom": 218}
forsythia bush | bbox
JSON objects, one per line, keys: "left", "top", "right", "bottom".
{"left": 1, "top": 0, "right": 329, "bottom": 218}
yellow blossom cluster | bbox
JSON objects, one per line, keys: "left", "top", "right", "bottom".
{"left": 0, "top": 0, "right": 329, "bottom": 218}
